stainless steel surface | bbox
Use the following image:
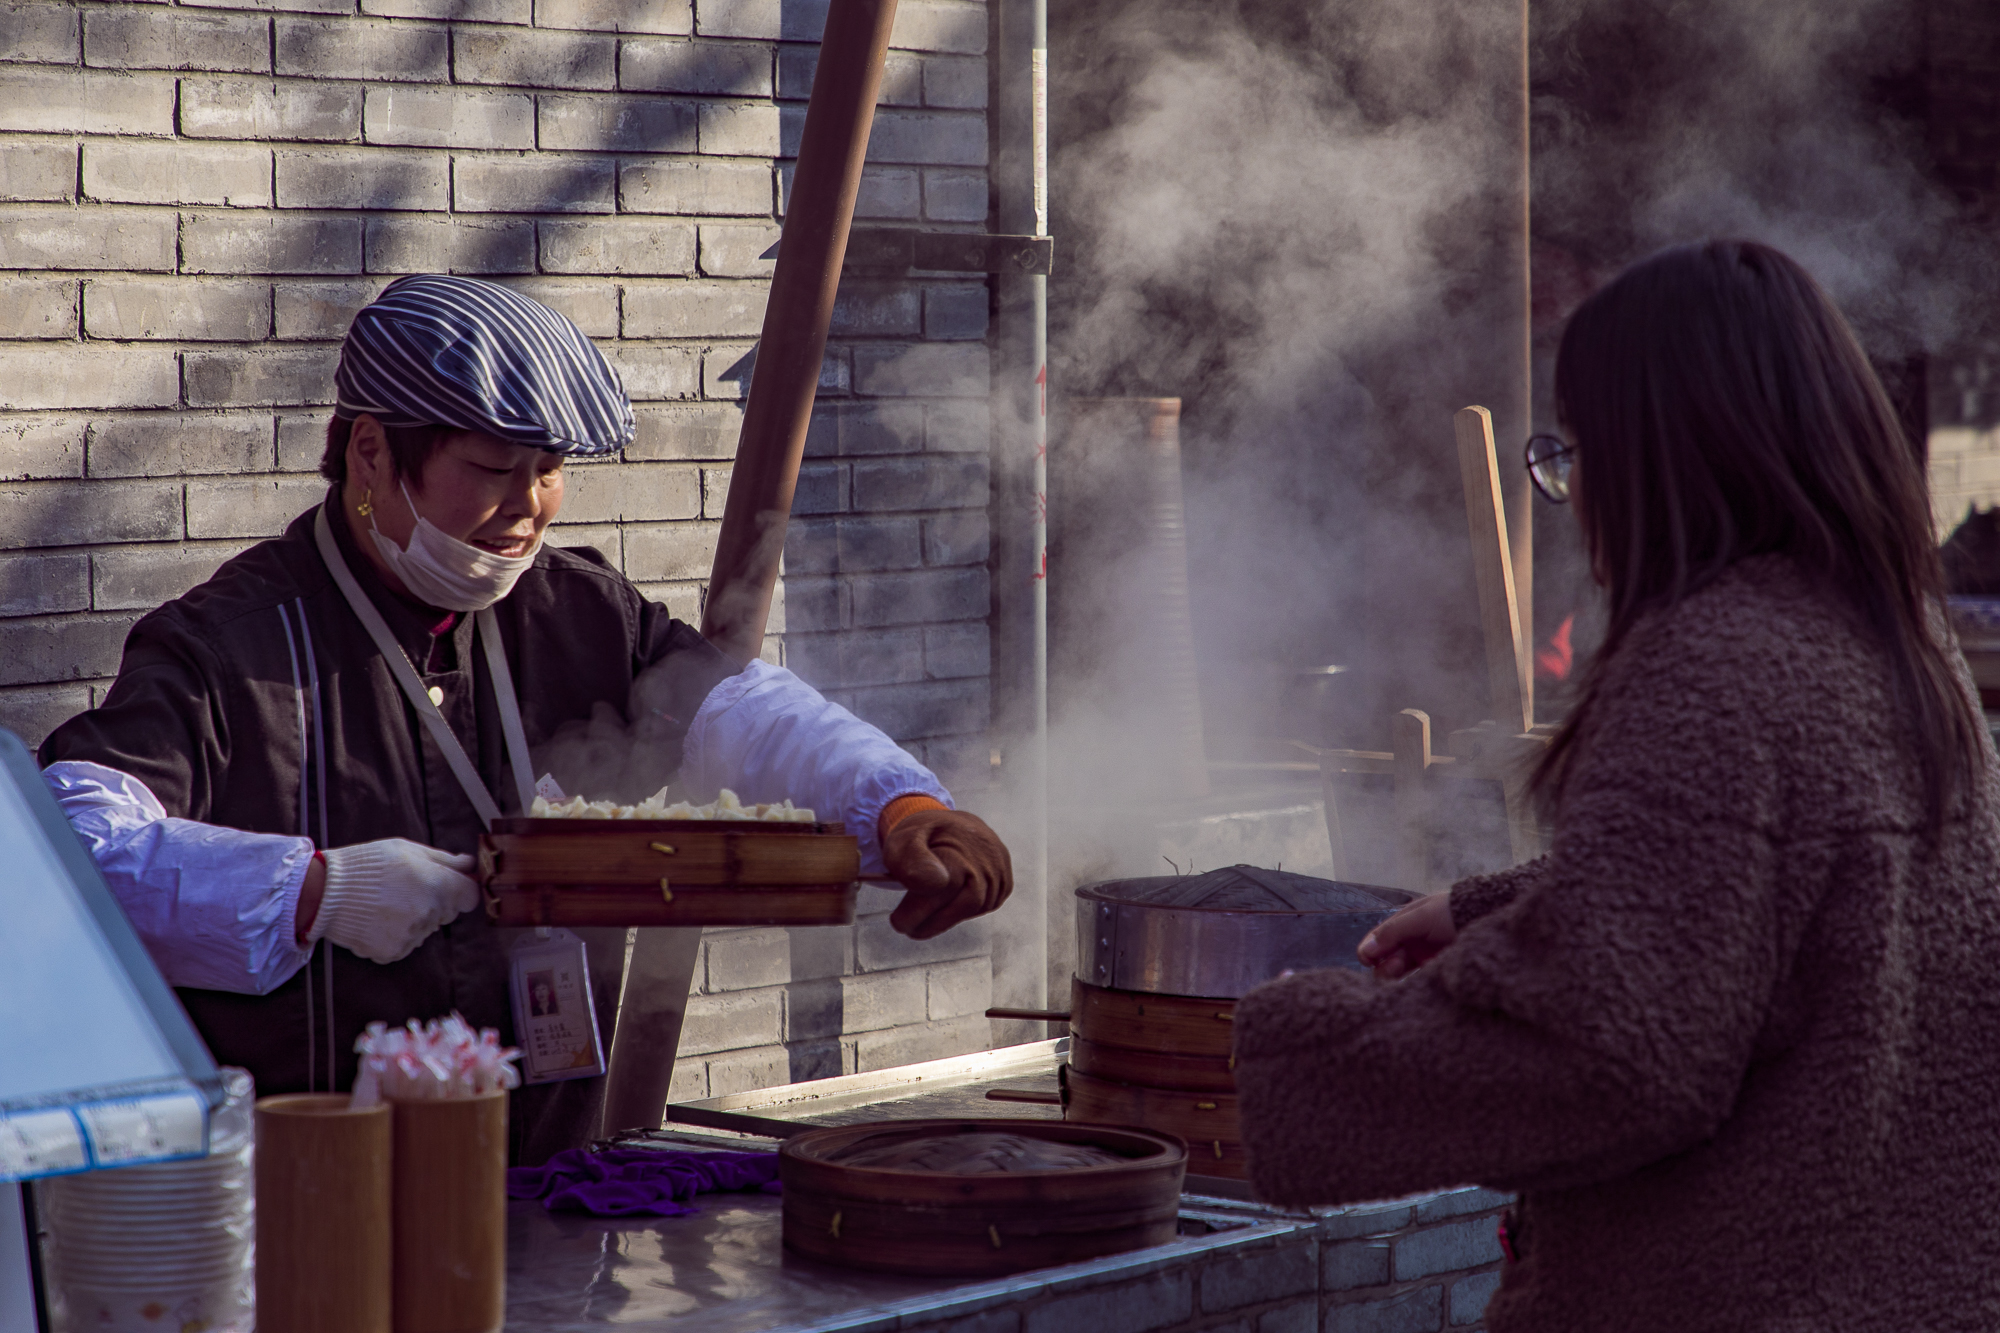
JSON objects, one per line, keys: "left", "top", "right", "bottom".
{"left": 1077, "top": 868, "right": 1409, "bottom": 999}
{"left": 667, "top": 1040, "right": 1069, "bottom": 1139}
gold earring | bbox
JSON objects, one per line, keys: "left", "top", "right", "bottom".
{"left": 356, "top": 496, "right": 373, "bottom": 517}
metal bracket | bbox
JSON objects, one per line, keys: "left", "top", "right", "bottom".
{"left": 843, "top": 228, "right": 1054, "bottom": 276}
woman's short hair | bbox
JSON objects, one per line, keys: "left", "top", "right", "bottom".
{"left": 319, "top": 415, "right": 447, "bottom": 487}
{"left": 1536, "top": 239, "right": 1981, "bottom": 826}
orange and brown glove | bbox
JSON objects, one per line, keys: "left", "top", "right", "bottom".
{"left": 878, "top": 796, "right": 1013, "bottom": 940}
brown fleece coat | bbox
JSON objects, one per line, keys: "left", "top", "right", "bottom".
{"left": 1234, "top": 557, "right": 2000, "bottom": 1332}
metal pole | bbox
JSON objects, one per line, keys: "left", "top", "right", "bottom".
{"left": 1030, "top": 0, "right": 1052, "bottom": 1019}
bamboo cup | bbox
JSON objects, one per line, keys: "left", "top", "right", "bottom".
{"left": 390, "top": 1090, "right": 508, "bottom": 1333}
{"left": 255, "top": 1093, "right": 393, "bottom": 1333}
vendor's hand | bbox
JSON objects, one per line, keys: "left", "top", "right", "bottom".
{"left": 882, "top": 809, "right": 1012, "bottom": 940}
{"left": 310, "top": 839, "right": 480, "bottom": 965}
{"left": 1357, "top": 891, "right": 1457, "bottom": 979}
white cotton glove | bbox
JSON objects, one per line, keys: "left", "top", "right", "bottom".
{"left": 312, "top": 839, "right": 480, "bottom": 965}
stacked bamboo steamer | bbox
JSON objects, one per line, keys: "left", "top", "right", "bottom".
{"left": 1062, "top": 866, "right": 1411, "bottom": 1179}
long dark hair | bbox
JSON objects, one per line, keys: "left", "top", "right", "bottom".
{"left": 1533, "top": 239, "right": 1982, "bottom": 826}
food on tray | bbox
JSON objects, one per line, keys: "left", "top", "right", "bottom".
{"left": 828, "top": 1131, "right": 1125, "bottom": 1175}
{"left": 529, "top": 785, "right": 817, "bottom": 823}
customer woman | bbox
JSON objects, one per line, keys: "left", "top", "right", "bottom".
{"left": 1234, "top": 240, "right": 2000, "bottom": 1330}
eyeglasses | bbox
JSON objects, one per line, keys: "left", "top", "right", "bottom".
{"left": 1526, "top": 433, "right": 1574, "bottom": 504}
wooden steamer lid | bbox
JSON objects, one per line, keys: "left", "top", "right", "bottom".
{"left": 780, "top": 1119, "right": 1186, "bottom": 1277}
{"left": 478, "top": 817, "right": 860, "bottom": 928}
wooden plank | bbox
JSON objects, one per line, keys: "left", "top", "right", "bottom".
{"left": 482, "top": 828, "right": 860, "bottom": 887}
{"left": 1454, "top": 405, "right": 1532, "bottom": 734}
{"left": 1392, "top": 708, "right": 1432, "bottom": 894}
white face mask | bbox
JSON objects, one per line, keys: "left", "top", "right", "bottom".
{"left": 369, "top": 481, "right": 539, "bottom": 612}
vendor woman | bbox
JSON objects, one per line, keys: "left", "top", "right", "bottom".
{"left": 1234, "top": 241, "right": 2000, "bottom": 1329}
{"left": 39, "top": 275, "right": 1012, "bottom": 1163}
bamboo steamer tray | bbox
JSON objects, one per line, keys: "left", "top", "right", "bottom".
{"left": 1070, "top": 978, "right": 1237, "bottom": 1058}
{"left": 1068, "top": 1034, "right": 1234, "bottom": 1093}
{"left": 478, "top": 817, "right": 859, "bottom": 928}
{"left": 780, "top": 1119, "right": 1185, "bottom": 1277}
{"left": 1062, "top": 1067, "right": 1245, "bottom": 1179}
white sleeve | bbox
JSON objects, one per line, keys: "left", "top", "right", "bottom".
{"left": 680, "top": 661, "right": 953, "bottom": 875}
{"left": 42, "top": 760, "right": 316, "bottom": 996}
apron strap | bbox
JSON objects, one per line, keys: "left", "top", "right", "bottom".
{"left": 313, "top": 503, "right": 536, "bottom": 829}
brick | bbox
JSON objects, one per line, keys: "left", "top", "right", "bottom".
{"left": 850, "top": 676, "right": 987, "bottom": 737}
{"left": 852, "top": 456, "right": 988, "bottom": 512}
{"left": 891, "top": 0, "right": 983, "bottom": 53}
{"left": 854, "top": 342, "right": 989, "bottom": 398}
{"left": 1414, "top": 1188, "right": 1514, "bottom": 1222}
{"left": 182, "top": 213, "right": 362, "bottom": 275}
{"left": 364, "top": 86, "right": 533, "bottom": 150}
{"left": 88, "top": 415, "right": 271, "bottom": 478}
{"left": 924, "top": 283, "right": 987, "bottom": 340}
{"left": 538, "top": 94, "right": 696, "bottom": 153}
{"left": 923, "top": 1312, "right": 1021, "bottom": 1333}
{"left": 364, "top": 0, "right": 528, "bottom": 20}
{"left": 792, "top": 460, "right": 847, "bottom": 514}
{"left": 623, "top": 279, "right": 763, "bottom": 338}
{"left": 620, "top": 38, "right": 770, "bottom": 95}
{"left": 785, "top": 625, "right": 923, "bottom": 685}
{"left": 1327, "top": 1286, "right": 1442, "bottom": 1333}
{"left": 184, "top": 0, "right": 350, "bottom": 14}
{"left": 622, "top": 520, "right": 717, "bottom": 580}
{"left": 776, "top": 162, "right": 918, "bottom": 218}
{"left": 693, "top": 0, "right": 784, "bottom": 40}
{"left": 923, "top": 168, "right": 987, "bottom": 223}
{"left": 0, "top": 347, "right": 177, "bottom": 413}
{"left": 0, "top": 3, "right": 79, "bottom": 64}
{"left": 82, "top": 142, "right": 270, "bottom": 208}
{"left": 852, "top": 568, "right": 984, "bottom": 624}
{"left": 185, "top": 477, "right": 324, "bottom": 538}
{"left": 855, "top": 902, "right": 987, "bottom": 969}
{"left": 831, "top": 284, "right": 920, "bottom": 337}
{"left": 778, "top": 47, "right": 918, "bottom": 104}
{"left": 0, "top": 204, "right": 177, "bottom": 272}
{"left": 275, "top": 18, "right": 448, "bottom": 82}
{"left": 85, "top": 8, "right": 268, "bottom": 73}
{"left": 701, "top": 927, "right": 790, "bottom": 992}
{"left": 487, "top": 277, "right": 618, "bottom": 334}
{"left": 0, "top": 68, "right": 174, "bottom": 136}
{"left": 1449, "top": 1271, "right": 1501, "bottom": 1326}
{"left": 0, "top": 553, "right": 88, "bottom": 616}
{"left": 0, "top": 480, "right": 181, "bottom": 549}
{"left": 621, "top": 158, "right": 771, "bottom": 217}
{"left": 92, "top": 543, "right": 252, "bottom": 611}
{"left": 1200, "top": 1242, "right": 1317, "bottom": 1314}
{"left": 277, "top": 148, "right": 447, "bottom": 211}
{"left": 454, "top": 156, "right": 614, "bottom": 213}
{"left": 677, "top": 987, "right": 782, "bottom": 1055}
{"left": 0, "top": 278, "right": 75, "bottom": 339}
{"left": 923, "top": 54, "right": 985, "bottom": 108}
{"left": 184, "top": 347, "right": 340, "bottom": 408}
{"left": 1023, "top": 1272, "right": 1191, "bottom": 1333}
{"left": 838, "top": 516, "right": 925, "bottom": 571}
{"left": 0, "top": 615, "right": 139, "bottom": 686}
{"left": 803, "top": 402, "right": 924, "bottom": 457}
{"left": 539, "top": 220, "right": 695, "bottom": 277}
{"left": 779, "top": 576, "right": 843, "bottom": 631}
{"left": 543, "top": 521, "right": 618, "bottom": 563}
{"left": 82, "top": 278, "right": 266, "bottom": 344}
{"left": 700, "top": 462, "right": 729, "bottom": 515}
{"left": 1394, "top": 1219, "right": 1504, "bottom": 1281}
{"left": 274, "top": 279, "right": 390, "bottom": 340}
{"left": 557, "top": 461, "right": 699, "bottom": 521}
{"left": 839, "top": 966, "right": 927, "bottom": 1032}
{"left": 702, "top": 1043, "right": 787, "bottom": 1096}
{"left": 365, "top": 215, "right": 534, "bottom": 275}
{"left": 1320, "top": 1201, "right": 1416, "bottom": 1241}
{"left": 778, "top": 519, "right": 835, "bottom": 575}
{"left": 923, "top": 511, "right": 987, "bottom": 566}
{"left": 664, "top": 1054, "right": 706, "bottom": 1103}
{"left": 851, "top": 1012, "right": 987, "bottom": 1071}
{"left": 455, "top": 27, "right": 614, "bottom": 89}
{"left": 923, "top": 621, "right": 986, "bottom": 678}
{"left": 628, "top": 402, "right": 741, "bottom": 459}
{"left": 604, "top": 343, "right": 701, "bottom": 400}
{"left": 1324, "top": 1238, "right": 1391, "bottom": 1292}
{"left": 276, "top": 411, "right": 332, "bottom": 472}
{"left": 697, "top": 222, "right": 781, "bottom": 277}
{"left": 536, "top": 0, "right": 690, "bottom": 33}
{"left": 0, "top": 142, "right": 76, "bottom": 203}
{"left": 862, "top": 109, "right": 986, "bottom": 166}
{"left": 0, "top": 683, "right": 90, "bottom": 746}
{"left": 630, "top": 578, "right": 701, "bottom": 622}
{"left": 697, "top": 103, "right": 778, "bottom": 157}
{"left": 925, "top": 956, "right": 988, "bottom": 1020}
{"left": 0, "top": 416, "right": 84, "bottom": 481}
{"left": 179, "top": 76, "right": 361, "bottom": 142}
{"left": 926, "top": 400, "right": 988, "bottom": 453}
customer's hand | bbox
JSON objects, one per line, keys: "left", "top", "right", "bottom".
{"left": 882, "top": 809, "right": 1013, "bottom": 941}
{"left": 307, "top": 839, "right": 480, "bottom": 964}
{"left": 1357, "top": 891, "right": 1457, "bottom": 978}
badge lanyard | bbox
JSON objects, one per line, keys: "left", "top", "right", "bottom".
{"left": 313, "top": 502, "right": 536, "bottom": 826}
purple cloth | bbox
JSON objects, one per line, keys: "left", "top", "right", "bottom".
{"left": 506, "top": 1148, "right": 781, "bottom": 1217}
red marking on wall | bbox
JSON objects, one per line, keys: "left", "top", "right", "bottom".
{"left": 1535, "top": 614, "right": 1575, "bottom": 682}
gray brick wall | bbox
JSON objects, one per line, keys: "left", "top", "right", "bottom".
{"left": 2, "top": 0, "right": 998, "bottom": 1089}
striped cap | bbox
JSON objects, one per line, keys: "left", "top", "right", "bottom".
{"left": 334, "top": 274, "right": 633, "bottom": 457}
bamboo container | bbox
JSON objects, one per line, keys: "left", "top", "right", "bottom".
{"left": 255, "top": 1093, "right": 393, "bottom": 1333}
{"left": 391, "top": 1091, "right": 508, "bottom": 1333}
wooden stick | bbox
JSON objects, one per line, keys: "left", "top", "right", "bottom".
{"left": 1453, "top": 406, "right": 1531, "bottom": 734}
{"left": 1391, "top": 708, "right": 1432, "bottom": 894}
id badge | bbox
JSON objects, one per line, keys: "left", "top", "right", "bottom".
{"left": 509, "top": 927, "right": 607, "bottom": 1084}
